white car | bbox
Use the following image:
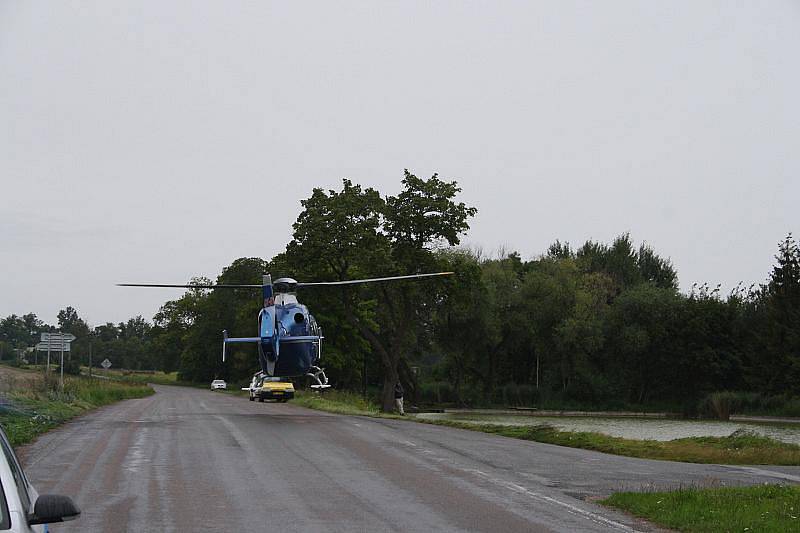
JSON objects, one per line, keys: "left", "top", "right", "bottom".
{"left": 210, "top": 379, "right": 227, "bottom": 390}
{"left": 0, "top": 425, "right": 80, "bottom": 531}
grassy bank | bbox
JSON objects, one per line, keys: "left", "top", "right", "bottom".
{"left": 83, "top": 368, "right": 182, "bottom": 386}
{"left": 294, "top": 389, "right": 383, "bottom": 416}
{"left": 294, "top": 390, "right": 800, "bottom": 465}
{"left": 602, "top": 484, "right": 800, "bottom": 532}
{"left": 0, "top": 372, "right": 153, "bottom": 447}
{"left": 430, "top": 422, "right": 800, "bottom": 465}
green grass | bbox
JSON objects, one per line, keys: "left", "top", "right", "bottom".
{"left": 294, "top": 389, "right": 383, "bottom": 416}
{"left": 602, "top": 484, "right": 800, "bottom": 532}
{"left": 84, "top": 368, "right": 181, "bottom": 386}
{"left": 0, "top": 375, "right": 153, "bottom": 447}
{"left": 420, "top": 421, "right": 800, "bottom": 465}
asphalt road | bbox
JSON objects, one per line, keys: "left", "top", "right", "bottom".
{"left": 19, "top": 385, "right": 800, "bottom": 532}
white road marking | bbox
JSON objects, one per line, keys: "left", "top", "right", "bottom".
{"left": 399, "top": 441, "right": 640, "bottom": 532}
{"left": 731, "top": 466, "right": 800, "bottom": 483}
{"left": 466, "top": 469, "right": 642, "bottom": 532}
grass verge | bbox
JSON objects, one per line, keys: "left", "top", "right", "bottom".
{"left": 602, "top": 484, "right": 800, "bottom": 532}
{"left": 0, "top": 374, "right": 153, "bottom": 447}
{"left": 293, "top": 391, "right": 800, "bottom": 465}
{"left": 84, "top": 368, "right": 183, "bottom": 386}
{"left": 294, "top": 390, "right": 383, "bottom": 416}
{"left": 426, "top": 422, "right": 800, "bottom": 465}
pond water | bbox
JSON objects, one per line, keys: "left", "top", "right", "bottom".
{"left": 414, "top": 412, "right": 800, "bottom": 445}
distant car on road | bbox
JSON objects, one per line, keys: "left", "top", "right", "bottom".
{"left": 210, "top": 379, "right": 227, "bottom": 390}
{"left": 0, "top": 424, "right": 81, "bottom": 531}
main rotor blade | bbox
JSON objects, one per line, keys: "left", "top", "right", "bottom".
{"left": 117, "top": 283, "right": 261, "bottom": 289}
{"left": 297, "top": 272, "right": 454, "bottom": 287}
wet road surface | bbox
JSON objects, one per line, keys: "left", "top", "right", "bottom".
{"left": 20, "top": 385, "right": 800, "bottom": 532}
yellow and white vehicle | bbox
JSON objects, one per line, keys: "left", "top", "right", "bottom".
{"left": 244, "top": 372, "right": 295, "bottom": 403}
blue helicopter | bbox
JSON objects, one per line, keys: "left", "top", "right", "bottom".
{"left": 119, "top": 272, "right": 452, "bottom": 388}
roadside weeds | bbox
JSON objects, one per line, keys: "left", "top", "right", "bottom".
{"left": 0, "top": 368, "right": 153, "bottom": 447}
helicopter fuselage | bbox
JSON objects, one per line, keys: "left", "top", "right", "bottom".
{"left": 256, "top": 293, "right": 321, "bottom": 377}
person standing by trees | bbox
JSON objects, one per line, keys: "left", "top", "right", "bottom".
{"left": 394, "top": 381, "right": 405, "bottom": 415}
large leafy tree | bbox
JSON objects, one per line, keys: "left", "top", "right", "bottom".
{"left": 603, "top": 283, "right": 683, "bottom": 404}
{"left": 576, "top": 234, "right": 677, "bottom": 294}
{"left": 431, "top": 249, "right": 487, "bottom": 401}
{"left": 177, "top": 259, "right": 268, "bottom": 383}
{"left": 518, "top": 258, "right": 581, "bottom": 395}
{"left": 54, "top": 306, "right": 90, "bottom": 373}
{"left": 279, "top": 180, "right": 389, "bottom": 390}
{"left": 57, "top": 306, "right": 90, "bottom": 338}
{"left": 285, "top": 171, "right": 476, "bottom": 410}
{"left": 153, "top": 277, "right": 213, "bottom": 378}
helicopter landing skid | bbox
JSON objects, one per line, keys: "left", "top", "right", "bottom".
{"left": 307, "top": 366, "right": 331, "bottom": 389}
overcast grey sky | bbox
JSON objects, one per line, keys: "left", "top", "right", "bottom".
{"left": 1, "top": 1, "right": 798, "bottom": 326}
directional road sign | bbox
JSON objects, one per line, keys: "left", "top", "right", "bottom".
{"left": 41, "top": 332, "right": 76, "bottom": 343}
{"left": 101, "top": 359, "right": 112, "bottom": 369}
{"left": 35, "top": 342, "right": 70, "bottom": 352}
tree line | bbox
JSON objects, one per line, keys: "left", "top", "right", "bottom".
{"left": 2, "top": 172, "right": 798, "bottom": 413}
{"left": 0, "top": 307, "right": 161, "bottom": 373}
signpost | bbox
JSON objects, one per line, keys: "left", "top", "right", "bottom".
{"left": 35, "top": 342, "right": 70, "bottom": 352}
{"left": 101, "top": 358, "right": 112, "bottom": 369}
{"left": 37, "top": 332, "right": 76, "bottom": 391}
{"left": 40, "top": 332, "right": 76, "bottom": 343}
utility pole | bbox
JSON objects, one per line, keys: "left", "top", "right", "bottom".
{"left": 88, "top": 339, "right": 92, "bottom": 379}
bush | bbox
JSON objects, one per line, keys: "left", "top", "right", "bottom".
{"left": 699, "top": 391, "right": 743, "bottom": 420}
{"left": 698, "top": 391, "right": 800, "bottom": 419}
{"left": 418, "top": 381, "right": 458, "bottom": 404}
{"left": 499, "top": 382, "right": 540, "bottom": 407}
